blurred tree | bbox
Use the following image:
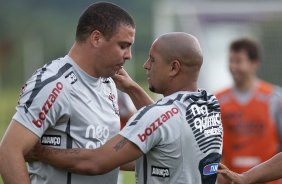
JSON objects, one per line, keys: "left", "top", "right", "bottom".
{"left": 259, "top": 19, "right": 282, "bottom": 86}
{"left": 0, "top": 0, "right": 153, "bottom": 88}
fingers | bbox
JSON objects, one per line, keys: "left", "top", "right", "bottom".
{"left": 219, "top": 163, "right": 227, "bottom": 169}
{"left": 217, "top": 163, "right": 229, "bottom": 174}
{"left": 217, "top": 163, "right": 244, "bottom": 184}
{"left": 113, "top": 69, "right": 127, "bottom": 81}
{"left": 116, "top": 68, "right": 127, "bottom": 76}
{"left": 112, "top": 74, "right": 122, "bottom": 81}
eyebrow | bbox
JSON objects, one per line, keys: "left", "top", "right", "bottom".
{"left": 149, "top": 54, "right": 154, "bottom": 59}
{"left": 118, "top": 41, "right": 132, "bottom": 47}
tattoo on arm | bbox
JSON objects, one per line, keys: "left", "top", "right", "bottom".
{"left": 113, "top": 138, "right": 128, "bottom": 152}
{"left": 42, "top": 147, "right": 80, "bottom": 156}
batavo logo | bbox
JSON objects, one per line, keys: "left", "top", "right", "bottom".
{"left": 41, "top": 135, "right": 61, "bottom": 146}
{"left": 138, "top": 107, "right": 179, "bottom": 142}
{"left": 151, "top": 166, "right": 170, "bottom": 178}
{"left": 203, "top": 163, "right": 218, "bottom": 175}
{"left": 32, "top": 82, "right": 63, "bottom": 128}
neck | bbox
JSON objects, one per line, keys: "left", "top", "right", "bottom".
{"left": 68, "top": 42, "right": 99, "bottom": 78}
{"left": 235, "top": 76, "right": 257, "bottom": 92}
{"left": 163, "top": 81, "right": 198, "bottom": 97}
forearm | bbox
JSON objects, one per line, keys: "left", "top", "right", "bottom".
{"left": 38, "top": 147, "right": 100, "bottom": 175}
{"left": 125, "top": 82, "right": 154, "bottom": 109}
{"left": 243, "top": 153, "right": 282, "bottom": 184}
{"left": 120, "top": 161, "right": 135, "bottom": 171}
{"left": 0, "top": 151, "right": 30, "bottom": 184}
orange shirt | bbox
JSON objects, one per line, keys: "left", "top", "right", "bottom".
{"left": 217, "top": 81, "right": 280, "bottom": 184}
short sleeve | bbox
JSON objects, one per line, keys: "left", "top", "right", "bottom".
{"left": 117, "top": 90, "right": 136, "bottom": 116}
{"left": 13, "top": 77, "right": 70, "bottom": 138}
{"left": 119, "top": 105, "right": 181, "bottom": 153}
{"left": 270, "top": 87, "right": 282, "bottom": 139}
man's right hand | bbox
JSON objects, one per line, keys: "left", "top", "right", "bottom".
{"left": 112, "top": 68, "right": 154, "bottom": 109}
{"left": 217, "top": 163, "right": 248, "bottom": 184}
{"left": 112, "top": 68, "right": 136, "bottom": 93}
{"left": 25, "top": 142, "right": 43, "bottom": 162}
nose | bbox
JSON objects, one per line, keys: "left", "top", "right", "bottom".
{"left": 229, "top": 60, "right": 237, "bottom": 72}
{"left": 143, "top": 59, "right": 150, "bottom": 70}
{"left": 124, "top": 48, "right": 132, "bottom": 60}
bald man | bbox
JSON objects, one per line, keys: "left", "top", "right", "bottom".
{"left": 26, "top": 32, "right": 223, "bottom": 184}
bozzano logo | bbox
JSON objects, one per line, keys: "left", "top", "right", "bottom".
{"left": 138, "top": 107, "right": 179, "bottom": 142}
{"left": 32, "top": 82, "right": 63, "bottom": 128}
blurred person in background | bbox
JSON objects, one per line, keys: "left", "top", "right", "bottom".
{"left": 216, "top": 38, "right": 282, "bottom": 184}
{"left": 0, "top": 2, "right": 153, "bottom": 184}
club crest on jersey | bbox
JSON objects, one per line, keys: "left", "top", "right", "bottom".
{"left": 203, "top": 163, "right": 218, "bottom": 175}
{"left": 108, "top": 93, "right": 119, "bottom": 116}
{"left": 32, "top": 82, "right": 63, "bottom": 128}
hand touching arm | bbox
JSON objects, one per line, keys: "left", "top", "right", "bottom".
{"left": 218, "top": 154, "right": 282, "bottom": 184}
{"left": 28, "top": 135, "right": 142, "bottom": 175}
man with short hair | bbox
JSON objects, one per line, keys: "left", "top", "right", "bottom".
{"left": 216, "top": 38, "right": 282, "bottom": 184}
{"left": 27, "top": 32, "right": 223, "bottom": 184}
{"left": 0, "top": 2, "right": 153, "bottom": 184}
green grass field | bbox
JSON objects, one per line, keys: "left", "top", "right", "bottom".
{"left": 0, "top": 88, "right": 18, "bottom": 140}
{"left": 0, "top": 88, "right": 135, "bottom": 183}
{"left": 1, "top": 172, "right": 135, "bottom": 184}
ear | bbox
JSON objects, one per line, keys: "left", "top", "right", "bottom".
{"left": 89, "top": 30, "right": 104, "bottom": 47}
{"left": 169, "top": 60, "right": 181, "bottom": 77}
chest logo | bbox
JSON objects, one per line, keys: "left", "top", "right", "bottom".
{"left": 109, "top": 93, "right": 119, "bottom": 116}
{"left": 203, "top": 163, "right": 218, "bottom": 175}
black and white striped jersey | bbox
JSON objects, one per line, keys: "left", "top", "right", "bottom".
{"left": 120, "top": 90, "right": 223, "bottom": 184}
{"left": 13, "top": 55, "right": 120, "bottom": 184}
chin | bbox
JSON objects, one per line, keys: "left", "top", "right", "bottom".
{"left": 233, "top": 77, "right": 243, "bottom": 83}
{"left": 149, "top": 86, "right": 162, "bottom": 94}
{"left": 149, "top": 86, "right": 155, "bottom": 93}
{"left": 103, "top": 72, "right": 115, "bottom": 78}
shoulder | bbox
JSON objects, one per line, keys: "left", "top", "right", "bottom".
{"left": 215, "top": 88, "right": 232, "bottom": 105}
{"left": 257, "top": 80, "right": 276, "bottom": 94}
{"left": 128, "top": 101, "right": 180, "bottom": 127}
{"left": 268, "top": 84, "right": 282, "bottom": 102}
{"left": 215, "top": 88, "right": 232, "bottom": 98}
{"left": 18, "top": 57, "right": 74, "bottom": 108}
{"left": 273, "top": 86, "right": 282, "bottom": 97}
{"left": 31, "top": 56, "right": 73, "bottom": 86}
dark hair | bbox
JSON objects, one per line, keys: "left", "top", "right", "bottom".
{"left": 76, "top": 2, "right": 135, "bottom": 42}
{"left": 230, "top": 38, "right": 260, "bottom": 62}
